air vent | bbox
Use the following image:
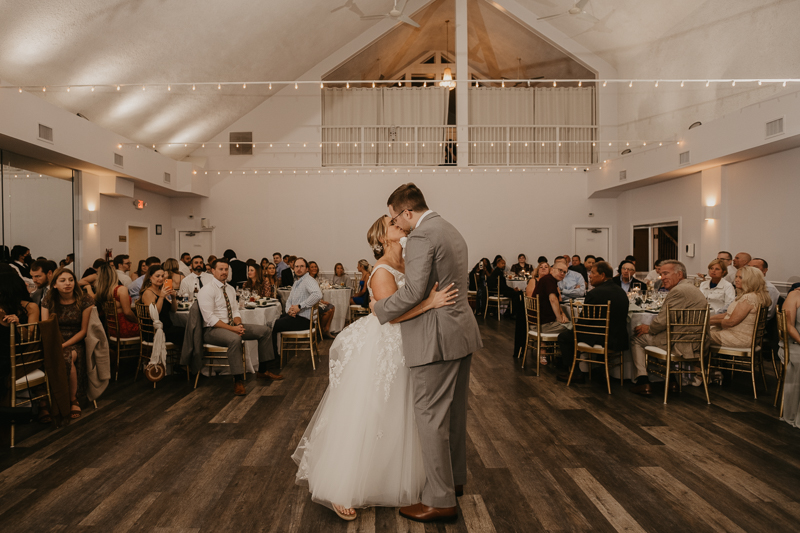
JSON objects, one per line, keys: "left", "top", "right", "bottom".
{"left": 38, "top": 124, "right": 53, "bottom": 143}
{"left": 619, "top": 170, "right": 627, "bottom": 181}
{"left": 230, "top": 132, "right": 253, "bottom": 155}
{"left": 114, "top": 153, "right": 124, "bottom": 167}
{"left": 679, "top": 151, "right": 690, "bottom": 165}
{"left": 766, "top": 118, "right": 784, "bottom": 138}
{"left": 163, "top": 172, "right": 171, "bottom": 184}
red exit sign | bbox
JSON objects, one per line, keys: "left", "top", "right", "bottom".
{"left": 133, "top": 199, "right": 147, "bottom": 210}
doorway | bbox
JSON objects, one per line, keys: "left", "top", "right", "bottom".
{"left": 632, "top": 222, "right": 679, "bottom": 272}
{"left": 574, "top": 227, "right": 610, "bottom": 262}
{"left": 178, "top": 231, "right": 212, "bottom": 262}
{"left": 128, "top": 226, "right": 149, "bottom": 273}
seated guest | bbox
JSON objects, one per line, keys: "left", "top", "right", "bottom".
{"left": 180, "top": 255, "right": 215, "bottom": 299}
{"left": 558, "top": 257, "right": 586, "bottom": 300}
{"left": 699, "top": 251, "right": 739, "bottom": 284}
{"left": 350, "top": 259, "right": 370, "bottom": 305}
{"left": 525, "top": 262, "right": 550, "bottom": 297}
{"left": 557, "top": 261, "right": 629, "bottom": 383}
{"left": 709, "top": 266, "right": 772, "bottom": 349}
{"left": 727, "top": 252, "right": 752, "bottom": 283}
{"left": 223, "top": 249, "right": 248, "bottom": 287}
{"left": 645, "top": 259, "right": 663, "bottom": 283}
{"left": 131, "top": 259, "right": 146, "bottom": 281}
{"left": 139, "top": 265, "right": 184, "bottom": 345}
{"left": 492, "top": 255, "right": 506, "bottom": 274}
{"left": 263, "top": 263, "right": 278, "bottom": 298}
{"left": 178, "top": 253, "right": 192, "bottom": 277}
{"left": 748, "top": 258, "right": 779, "bottom": 320}
{"left": 624, "top": 255, "right": 637, "bottom": 267}
{"left": 537, "top": 256, "right": 548, "bottom": 264}
{"left": 595, "top": 257, "right": 605, "bottom": 263}
{"left": 571, "top": 255, "right": 581, "bottom": 267}
{"left": 280, "top": 255, "right": 297, "bottom": 287}
{"left": 260, "top": 257, "right": 271, "bottom": 273}
{"left": 510, "top": 254, "right": 533, "bottom": 276}
{"left": 562, "top": 254, "right": 571, "bottom": 264}
{"left": 64, "top": 253, "right": 75, "bottom": 271}
{"left": 271, "top": 257, "right": 323, "bottom": 360}
{"left": 613, "top": 261, "right": 646, "bottom": 293}
{"left": 243, "top": 263, "right": 270, "bottom": 297}
{"left": 273, "top": 252, "right": 288, "bottom": 278}
{"left": 308, "top": 261, "right": 336, "bottom": 339}
{"left": 78, "top": 259, "right": 108, "bottom": 297}
{"left": 94, "top": 263, "right": 138, "bottom": 338}
{"left": 331, "top": 263, "right": 351, "bottom": 287}
{"left": 162, "top": 258, "right": 186, "bottom": 294}
{"left": 81, "top": 258, "right": 106, "bottom": 280}
{"left": 113, "top": 254, "right": 133, "bottom": 287}
{"left": 515, "top": 261, "right": 550, "bottom": 356}
{"left": 470, "top": 258, "right": 491, "bottom": 315}
{"left": 206, "top": 255, "right": 217, "bottom": 273}
{"left": 531, "top": 260, "right": 570, "bottom": 365}
{"left": 9, "top": 245, "right": 33, "bottom": 283}
{"left": 129, "top": 256, "right": 161, "bottom": 302}
{"left": 197, "top": 259, "right": 281, "bottom": 396}
{"left": 630, "top": 260, "right": 707, "bottom": 395}
{"left": 41, "top": 268, "right": 95, "bottom": 419}
{"left": 487, "top": 258, "right": 520, "bottom": 306}
{"left": 0, "top": 268, "right": 45, "bottom": 418}
{"left": 30, "top": 260, "right": 57, "bottom": 307}
{"left": 569, "top": 255, "right": 595, "bottom": 283}
{"left": 699, "top": 259, "right": 735, "bottom": 314}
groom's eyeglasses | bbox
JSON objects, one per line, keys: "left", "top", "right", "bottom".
{"left": 389, "top": 210, "right": 407, "bottom": 226}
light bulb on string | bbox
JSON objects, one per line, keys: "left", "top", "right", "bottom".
{"left": 116, "top": 85, "right": 120, "bottom": 91}
{"left": 218, "top": 84, "right": 221, "bottom": 89}
{"left": 244, "top": 83, "right": 247, "bottom": 88}
{"left": 168, "top": 85, "right": 171, "bottom": 91}
{"left": 680, "top": 81, "right": 684, "bottom": 87}
{"left": 732, "top": 80, "right": 736, "bottom": 86}
{"left": 67, "top": 87, "right": 71, "bottom": 92}
{"left": 142, "top": 85, "right": 145, "bottom": 91}
{"left": 705, "top": 80, "right": 709, "bottom": 87}
{"left": 320, "top": 82, "right": 323, "bottom": 88}
{"left": 629, "top": 81, "right": 633, "bottom": 88}
{"left": 553, "top": 81, "right": 557, "bottom": 87}
{"left": 42, "top": 87, "right": 46, "bottom": 92}
{"left": 758, "top": 80, "right": 762, "bottom": 85}
{"left": 18, "top": 87, "right": 21, "bottom": 92}
{"left": 602, "top": 80, "right": 607, "bottom": 87}
{"left": 578, "top": 81, "right": 582, "bottom": 87}
{"left": 783, "top": 81, "right": 787, "bottom": 87}
{"left": 295, "top": 83, "right": 298, "bottom": 89}
{"left": 655, "top": 81, "right": 658, "bottom": 87}
{"left": 346, "top": 82, "right": 350, "bottom": 89}
{"left": 372, "top": 82, "right": 375, "bottom": 88}
{"left": 192, "top": 84, "right": 196, "bottom": 90}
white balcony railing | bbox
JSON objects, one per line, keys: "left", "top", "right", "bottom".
{"left": 320, "top": 125, "right": 598, "bottom": 167}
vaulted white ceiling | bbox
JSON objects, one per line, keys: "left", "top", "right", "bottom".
{"left": 0, "top": 0, "right": 792, "bottom": 160}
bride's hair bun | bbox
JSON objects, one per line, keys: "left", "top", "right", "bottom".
{"left": 367, "top": 216, "right": 388, "bottom": 260}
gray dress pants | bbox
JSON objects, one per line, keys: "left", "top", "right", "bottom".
{"left": 202, "top": 323, "right": 273, "bottom": 375}
{"left": 408, "top": 354, "right": 472, "bottom": 508}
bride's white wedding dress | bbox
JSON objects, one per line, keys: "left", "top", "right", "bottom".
{"left": 291, "top": 264, "right": 425, "bottom": 510}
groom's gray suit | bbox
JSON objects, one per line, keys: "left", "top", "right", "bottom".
{"left": 374, "top": 211, "right": 483, "bottom": 508}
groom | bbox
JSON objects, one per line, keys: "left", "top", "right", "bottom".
{"left": 372, "top": 183, "right": 483, "bottom": 522}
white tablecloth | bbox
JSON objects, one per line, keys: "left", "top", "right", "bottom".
{"left": 277, "top": 287, "right": 352, "bottom": 333}
{"left": 507, "top": 279, "right": 528, "bottom": 291}
{"left": 172, "top": 305, "right": 282, "bottom": 373}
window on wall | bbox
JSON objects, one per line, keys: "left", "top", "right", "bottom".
{"left": 229, "top": 132, "right": 253, "bottom": 155}
{"left": 0, "top": 151, "right": 75, "bottom": 265}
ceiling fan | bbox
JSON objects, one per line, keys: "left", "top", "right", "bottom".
{"left": 361, "top": 0, "right": 420, "bottom": 28}
{"left": 537, "top": 0, "right": 600, "bottom": 23}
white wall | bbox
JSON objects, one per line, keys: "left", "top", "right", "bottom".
{"left": 169, "top": 169, "right": 617, "bottom": 275}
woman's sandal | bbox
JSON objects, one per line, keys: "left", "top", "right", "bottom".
{"left": 333, "top": 504, "right": 357, "bottom": 521}
{"left": 70, "top": 400, "right": 82, "bottom": 420}
{"left": 38, "top": 400, "right": 52, "bottom": 424}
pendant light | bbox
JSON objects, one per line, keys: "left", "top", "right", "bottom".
{"left": 440, "top": 20, "right": 455, "bottom": 90}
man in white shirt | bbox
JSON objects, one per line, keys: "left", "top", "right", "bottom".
{"left": 180, "top": 255, "right": 215, "bottom": 300}
{"left": 197, "top": 258, "right": 281, "bottom": 396}
{"left": 270, "top": 257, "right": 322, "bottom": 360}
{"left": 748, "top": 258, "right": 779, "bottom": 319}
{"left": 113, "top": 254, "right": 133, "bottom": 287}
{"left": 274, "top": 252, "right": 288, "bottom": 277}
{"left": 178, "top": 252, "right": 192, "bottom": 277}
{"left": 727, "top": 252, "right": 752, "bottom": 283}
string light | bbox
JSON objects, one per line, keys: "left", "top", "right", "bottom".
{"left": 192, "top": 84, "right": 196, "bottom": 90}
{"left": 705, "top": 80, "right": 709, "bottom": 87}
{"left": 629, "top": 81, "right": 633, "bottom": 87}
{"left": 218, "top": 84, "right": 221, "bottom": 89}
{"left": 680, "top": 81, "right": 684, "bottom": 87}
{"left": 654, "top": 81, "right": 658, "bottom": 87}
{"left": 243, "top": 83, "right": 247, "bottom": 88}
{"left": 295, "top": 83, "right": 298, "bottom": 89}
{"left": 168, "top": 85, "right": 171, "bottom": 91}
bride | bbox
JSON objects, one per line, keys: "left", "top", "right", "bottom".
{"left": 291, "top": 215, "right": 458, "bottom": 521}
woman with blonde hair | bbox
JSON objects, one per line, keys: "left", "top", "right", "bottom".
{"left": 350, "top": 259, "right": 371, "bottom": 306}
{"left": 162, "top": 258, "right": 185, "bottom": 293}
{"left": 525, "top": 261, "right": 551, "bottom": 298}
{"left": 699, "top": 259, "right": 735, "bottom": 314}
{"left": 709, "top": 265, "right": 772, "bottom": 348}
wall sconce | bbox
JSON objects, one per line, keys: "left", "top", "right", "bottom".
{"left": 704, "top": 205, "right": 718, "bottom": 220}
{"left": 85, "top": 211, "right": 98, "bottom": 226}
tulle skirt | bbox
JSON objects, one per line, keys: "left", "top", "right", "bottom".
{"left": 291, "top": 314, "right": 425, "bottom": 510}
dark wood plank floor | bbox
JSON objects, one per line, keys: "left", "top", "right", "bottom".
{"left": 2, "top": 317, "right": 800, "bottom": 532}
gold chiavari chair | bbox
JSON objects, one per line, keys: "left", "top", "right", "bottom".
{"left": 521, "top": 295, "right": 559, "bottom": 377}
{"left": 708, "top": 305, "right": 769, "bottom": 399}
{"left": 567, "top": 300, "right": 624, "bottom": 394}
{"left": 485, "top": 278, "right": 511, "bottom": 321}
{"left": 280, "top": 303, "right": 319, "bottom": 370}
{"left": 135, "top": 302, "right": 181, "bottom": 387}
{"left": 775, "top": 309, "right": 789, "bottom": 416}
{"left": 467, "top": 273, "right": 478, "bottom": 311}
{"left": 103, "top": 300, "right": 141, "bottom": 381}
{"left": 9, "top": 323, "right": 50, "bottom": 447}
{"left": 194, "top": 342, "right": 246, "bottom": 389}
{"left": 645, "top": 305, "right": 710, "bottom": 404}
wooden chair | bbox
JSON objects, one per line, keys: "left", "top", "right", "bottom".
{"left": 103, "top": 300, "right": 141, "bottom": 381}
{"left": 521, "top": 295, "right": 559, "bottom": 377}
{"left": 349, "top": 304, "right": 370, "bottom": 324}
{"left": 135, "top": 302, "right": 180, "bottom": 387}
{"left": 9, "top": 323, "right": 50, "bottom": 448}
{"left": 645, "top": 305, "right": 710, "bottom": 404}
{"left": 774, "top": 309, "right": 789, "bottom": 416}
{"left": 566, "top": 300, "right": 624, "bottom": 394}
{"left": 194, "top": 342, "right": 246, "bottom": 389}
{"left": 708, "top": 304, "right": 769, "bottom": 399}
{"left": 280, "top": 304, "right": 319, "bottom": 370}
{"left": 485, "top": 278, "right": 511, "bottom": 321}
{"left": 467, "top": 273, "right": 478, "bottom": 310}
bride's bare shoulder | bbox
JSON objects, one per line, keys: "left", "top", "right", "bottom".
{"left": 370, "top": 265, "right": 398, "bottom": 301}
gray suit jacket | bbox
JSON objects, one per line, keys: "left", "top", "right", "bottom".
{"left": 649, "top": 279, "right": 708, "bottom": 358}
{"left": 180, "top": 303, "right": 206, "bottom": 373}
{"left": 374, "top": 212, "right": 482, "bottom": 367}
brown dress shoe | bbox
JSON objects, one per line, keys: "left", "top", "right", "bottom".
{"left": 233, "top": 381, "right": 247, "bottom": 396}
{"left": 630, "top": 381, "right": 652, "bottom": 396}
{"left": 257, "top": 370, "right": 284, "bottom": 381}
{"left": 399, "top": 503, "right": 457, "bottom": 523}
{"left": 455, "top": 485, "right": 464, "bottom": 497}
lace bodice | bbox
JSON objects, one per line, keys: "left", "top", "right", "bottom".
{"left": 367, "top": 264, "right": 405, "bottom": 299}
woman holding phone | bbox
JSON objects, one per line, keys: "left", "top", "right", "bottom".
{"left": 140, "top": 265, "right": 183, "bottom": 344}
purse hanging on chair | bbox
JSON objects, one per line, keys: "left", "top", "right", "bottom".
{"left": 144, "top": 303, "right": 167, "bottom": 383}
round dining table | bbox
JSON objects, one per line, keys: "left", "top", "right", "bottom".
{"left": 507, "top": 279, "right": 529, "bottom": 291}
{"left": 277, "top": 286, "right": 352, "bottom": 333}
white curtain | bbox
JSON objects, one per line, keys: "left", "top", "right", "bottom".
{"left": 468, "top": 86, "right": 595, "bottom": 165}
{"left": 322, "top": 87, "right": 449, "bottom": 166}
